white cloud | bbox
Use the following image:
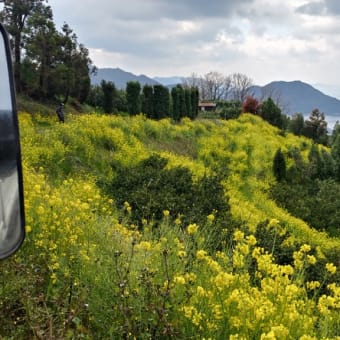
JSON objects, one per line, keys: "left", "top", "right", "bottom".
{"left": 47, "top": 0, "right": 340, "bottom": 94}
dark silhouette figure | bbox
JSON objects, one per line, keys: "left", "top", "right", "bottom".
{"left": 56, "top": 103, "right": 65, "bottom": 123}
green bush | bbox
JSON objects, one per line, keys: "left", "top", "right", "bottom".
{"left": 107, "top": 154, "right": 232, "bottom": 248}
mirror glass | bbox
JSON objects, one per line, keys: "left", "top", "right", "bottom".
{"left": 0, "top": 24, "right": 25, "bottom": 259}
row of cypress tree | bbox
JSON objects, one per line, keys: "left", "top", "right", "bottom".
{"left": 128, "top": 82, "right": 199, "bottom": 120}
{"left": 90, "top": 80, "right": 199, "bottom": 121}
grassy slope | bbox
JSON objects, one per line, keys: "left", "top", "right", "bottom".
{"left": 19, "top": 110, "right": 340, "bottom": 254}
{"left": 12, "top": 109, "right": 340, "bottom": 338}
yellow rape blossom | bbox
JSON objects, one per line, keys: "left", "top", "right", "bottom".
{"left": 196, "top": 250, "right": 207, "bottom": 260}
{"left": 325, "top": 262, "right": 336, "bottom": 275}
{"left": 173, "top": 276, "right": 186, "bottom": 285}
{"left": 136, "top": 241, "right": 152, "bottom": 251}
{"left": 187, "top": 223, "right": 198, "bottom": 235}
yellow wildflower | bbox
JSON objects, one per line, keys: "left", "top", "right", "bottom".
{"left": 207, "top": 213, "right": 215, "bottom": 222}
{"left": 268, "top": 218, "right": 280, "bottom": 228}
{"left": 300, "top": 244, "right": 311, "bottom": 253}
{"left": 177, "top": 250, "right": 187, "bottom": 258}
{"left": 136, "top": 241, "right": 152, "bottom": 251}
{"left": 196, "top": 249, "right": 207, "bottom": 260}
{"left": 325, "top": 262, "right": 336, "bottom": 275}
{"left": 187, "top": 223, "right": 198, "bottom": 235}
{"left": 233, "top": 230, "right": 244, "bottom": 241}
{"left": 173, "top": 276, "right": 186, "bottom": 285}
{"left": 306, "top": 281, "right": 321, "bottom": 290}
{"left": 307, "top": 255, "right": 317, "bottom": 265}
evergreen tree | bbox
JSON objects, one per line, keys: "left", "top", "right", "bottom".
{"left": 185, "top": 87, "right": 191, "bottom": 118}
{"left": 190, "top": 86, "right": 199, "bottom": 119}
{"left": 171, "top": 85, "right": 181, "bottom": 121}
{"left": 59, "top": 24, "right": 92, "bottom": 103}
{"left": 178, "top": 85, "right": 186, "bottom": 118}
{"left": 261, "top": 97, "right": 283, "bottom": 128}
{"left": 126, "top": 81, "right": 141, "bottom": 116}
{"left": 1, "top": 1, "right": 92, "bottom": 102}
{"left": 153, "top": 84, "right": 170, "bottom": 119}
{"left": 22, "top": 4, "right": 58, "bottom": 99}
{"left": 303, "top": 109, "right": 328, "bottom": 145}
{"left": 273, "top": 148, "right": 286, "bottom": 182}
{"left": 0, "top": 0, "right": 47, "bottom": 92}
{"left": 100, "top": 80, "right": 116, "bottom": 113}
{"left": 141, "top": 84, "right": 153, "bottom": 118}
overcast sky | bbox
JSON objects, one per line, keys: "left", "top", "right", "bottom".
{"left": 47, "top": 0, "right": 340, "bottom": 97}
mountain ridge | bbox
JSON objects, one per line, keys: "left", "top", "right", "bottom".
{"left": 90, "top": 67, "right": 160, "bottom": 89}
{"left": 251, "top": 80, "right": 340, "bottom": 116}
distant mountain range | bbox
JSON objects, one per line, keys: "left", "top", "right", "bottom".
{"left": 91, "top": 68, "right": 160, "bottom": 88}
{"left": 251, "top": 81, "right": 340, "bottom": 116}
{"left": 91, "top": 68, "right": 340, "bottom": 117}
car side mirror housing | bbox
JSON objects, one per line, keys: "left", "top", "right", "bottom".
{"left": 0, "top": 23, "right": 25, "bottom": 259}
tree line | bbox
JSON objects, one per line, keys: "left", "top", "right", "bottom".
{"left": 0, "top": 1, "right": 199, "bottom": 120}
{"left": 87, "top": 80, "right": 199, "bottom": 120}
{"left": 0, "top": 0, "right": 93, "bottom": 103}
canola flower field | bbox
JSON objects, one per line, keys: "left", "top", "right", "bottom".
{"left": 0, "top": 112, "right": 339, "bottom": 339}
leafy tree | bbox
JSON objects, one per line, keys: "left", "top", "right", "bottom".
{"left": 126, "top": 81, "right": 141, "bottom": 116}
{"left": 307, "top": 144, "right": 323, "bottom": 180}
{"left": 141, "top": 84, "right": 154, "bottom": 118}
{"left": 115, "top": 89, "right": 128, "bottom": 112}
{"left": 285, "top": 147, "right": 307, "bottom": 184}
{"left": 217, "top": 100, "right": 242, "bottom": 120}
{"left": 86, "top": 85, "right": 103, "bottom": 110}
{"left": 0, "top": 0, "right": 47, "bottom": 92}
{"left": 288, "top": 112, "right": 304, "bottom": 136}
{"left": 273, "top": 148, "right": 286, "bottom": 182}
{"left": 331, "top": 134, "right": 340, "bottom": 181}
{"left": 153, "top": 84, "right": 170, "bottom": 119}
{"left": 319, "top": 149, "right": 335, "bottom": 180}
{"left": 330, "top": 120, "right": 340, "bottom": 145}
{"left": 261, "top": 97, "right": 283, "bottom": 128}
{"left": 242, "top": 96, "right": 260, "bottom": 114}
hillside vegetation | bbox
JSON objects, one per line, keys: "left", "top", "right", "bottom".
{"left": 1, "top": 112, "right": 339, "bottom": 338}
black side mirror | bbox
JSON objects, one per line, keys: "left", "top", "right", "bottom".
{"left": 0, "top": 23, "right": 25, "bottom": 259}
